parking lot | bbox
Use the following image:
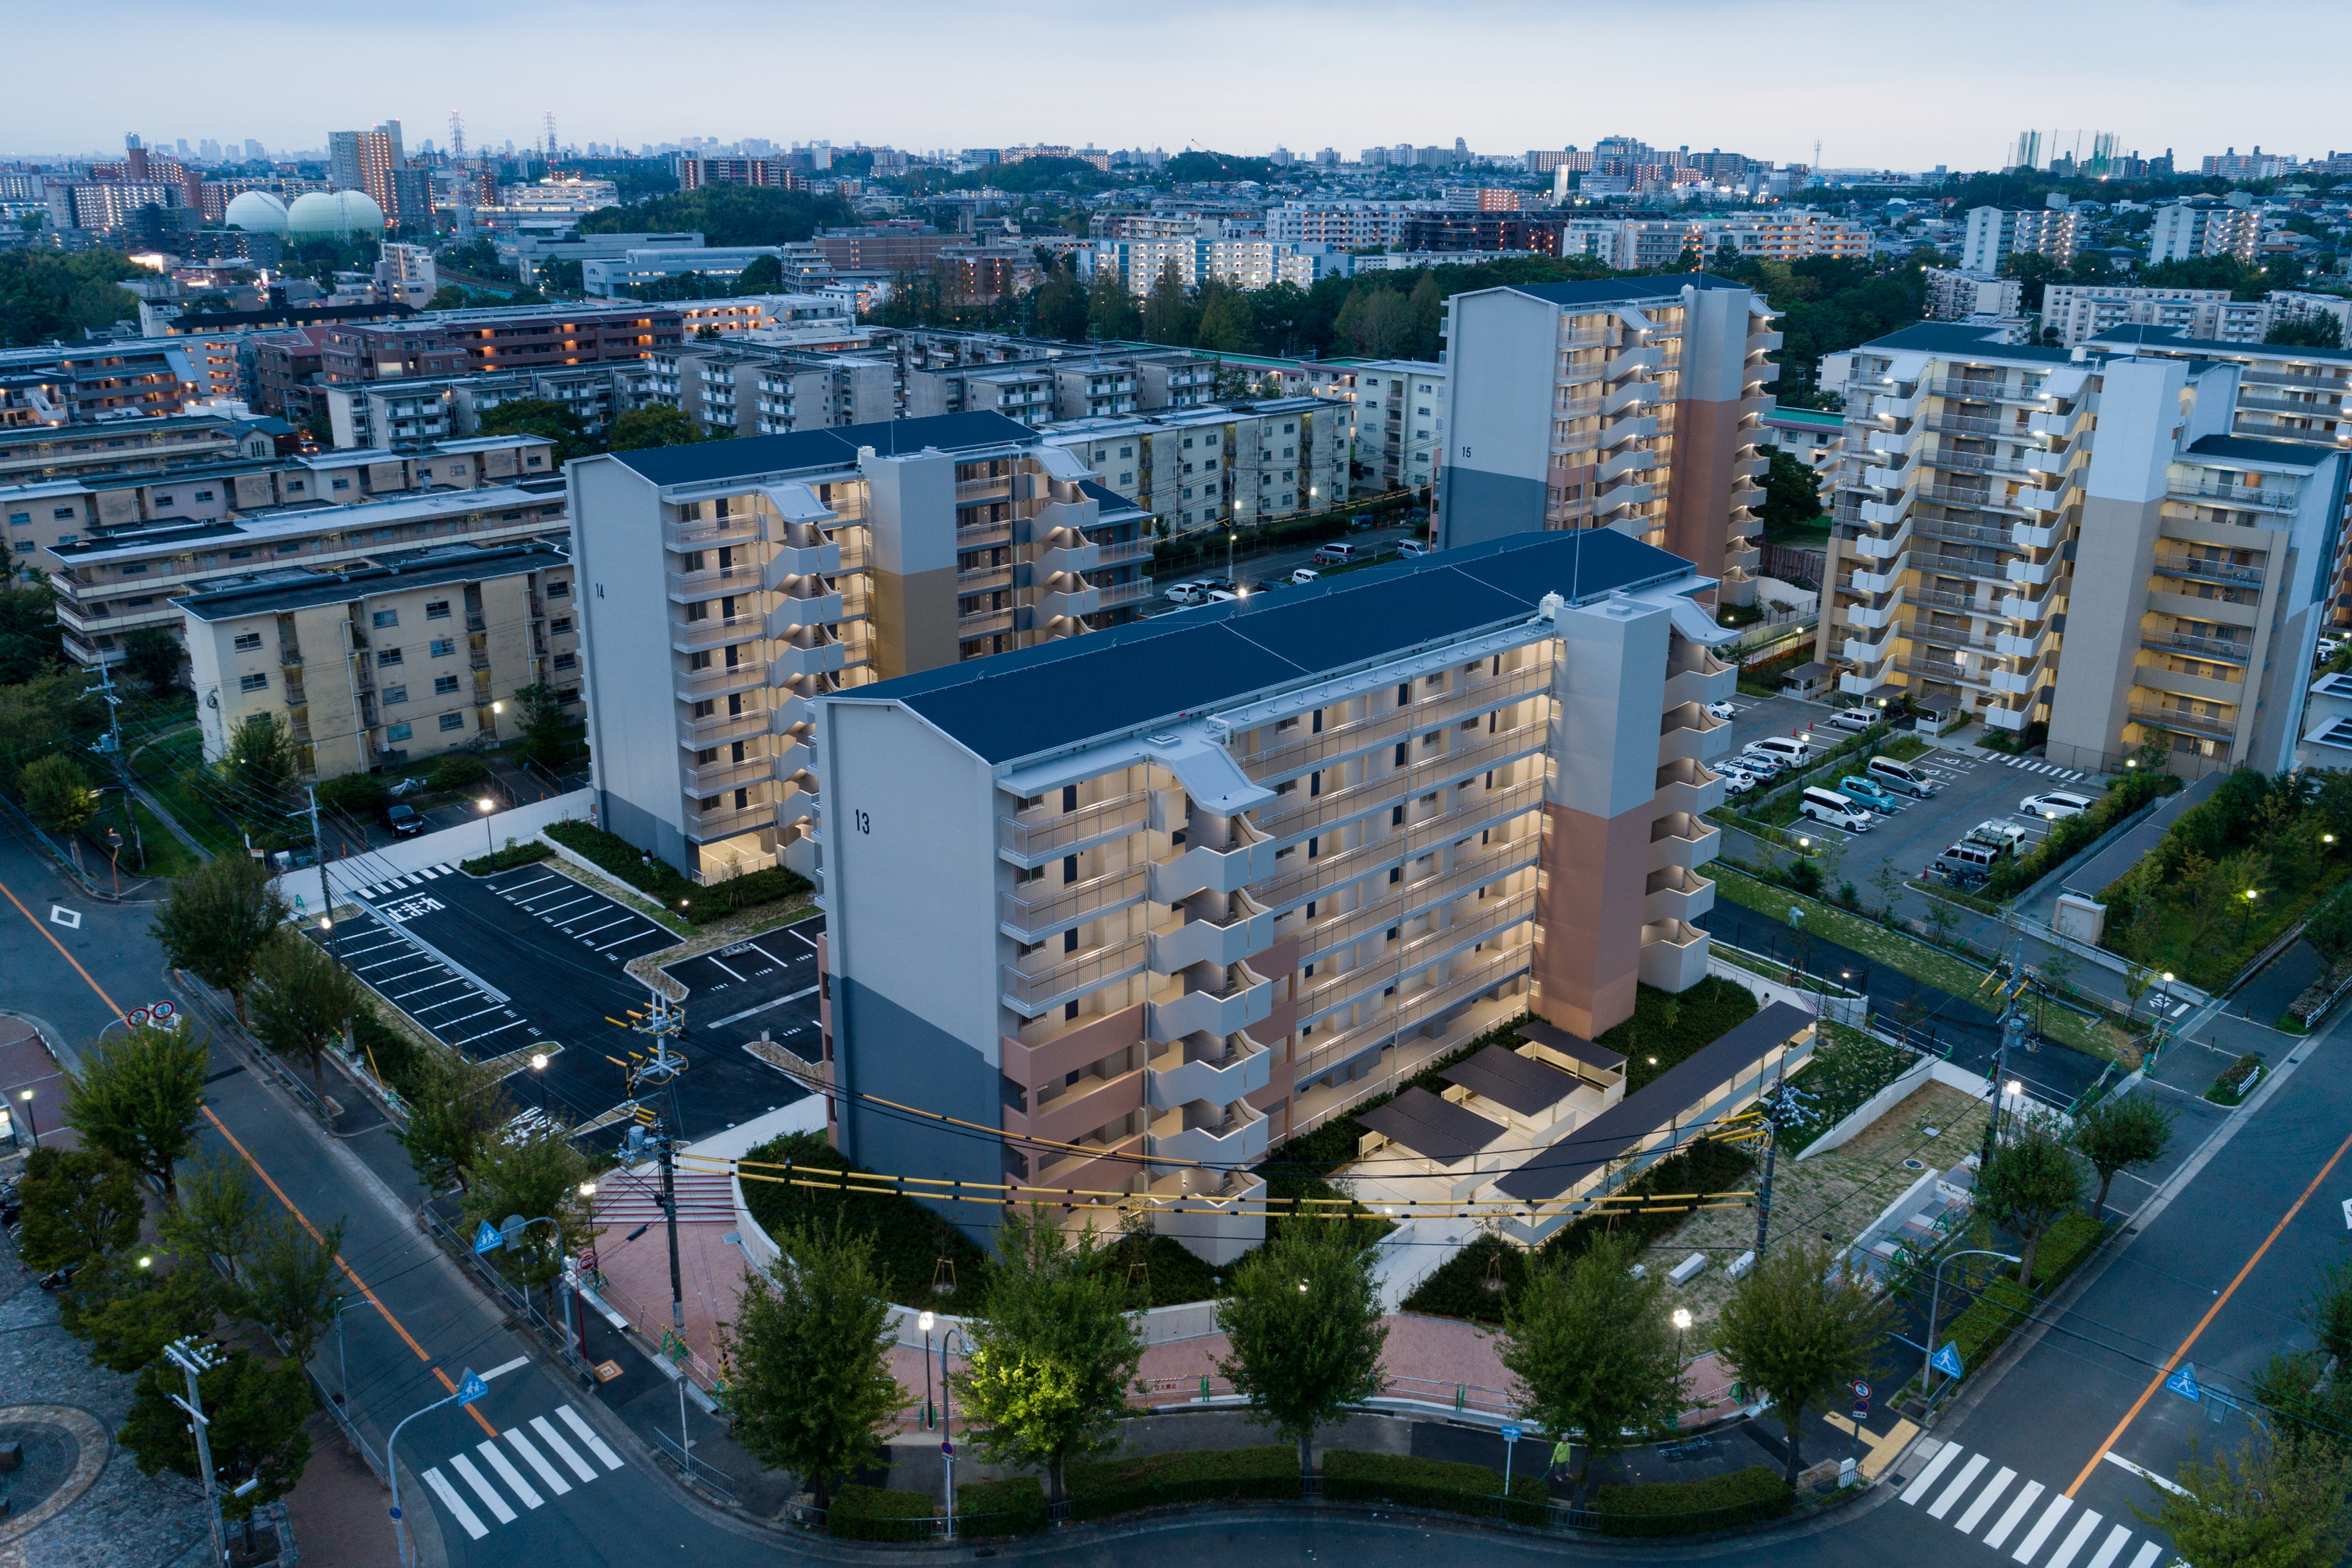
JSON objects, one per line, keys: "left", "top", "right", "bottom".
{"left": 322, "top": 859, "right": 821, "bottom": 1147}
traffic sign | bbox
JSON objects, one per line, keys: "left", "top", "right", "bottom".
{"left": 1851, "top": 1381, "right": 1870, "bottom": 1401}
{"left": 2342, "top": 1197, "right": 2352, "bottom": 1231}
{"left": 388, "top": 1508, "right": 401, "bottom": 1521}
{"left": 151, "top": 1000, "right": 174, "bottom": 1023}
{"left": 1500, "top": 1424, "right": 1521, "bottom": 1443}
{"left": 2167, "top": 1363, "right": 2202, "bottom": 1403}
{"left": 1931, "top": 1343, "right": 1964, "bottom": 1379}
{"left": 127, "top": 1008, "right": 150, "bottom": 1028}
{"left": 457, "top": 1370, "right": 488, "bottom": 1404}
{"left": 473, "top": 1220, "right": 503, "bottom": 1254}
{"left": 941, "top": 1441, "right": 954, "bottom": 1457}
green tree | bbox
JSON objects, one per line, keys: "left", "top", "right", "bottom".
{"left": 735, "top": 253, "right": 786, "bottom": 294}
{"left": 223, "top": 710, "right": 301, "bottom": 817}
{"left": 121, "top": 626, "right": 184, "bottom": 694}
{"left": 1980, "top": 1116, "right": 2087, "bottom": 1283}
{"left": 1405, "top": 271, "right": 1443, "bottom": 360}
{"left": 1085, "top": 269, "right": 1138, "bottom": 341}
{"left": 2266, "top": 313, "right": 2344, "bottom": 350}
{"left": 247, "top": 930, "right": 365, "bottom": 1098}
{"left": 1758, "top": 445, "right": 1826, "bottom": 533}
{"left": 243, "top": 1213, "right": 347, "bottom": 1361}
{"left": 0, "top": 581, "right": 63, "bottom": 681}
{"left": 149, "top": 852, "right": 289, "bottom": 1022}
{"left": 19, "top": 752, "right": 97, "bottom": 859}
{"left": 1715, "top": 1240, "right": 1895, "bottom": 1488}
{"left": 459, "top": 1124, "right": 598, "bottom": 1298}
{"left": 538, "top": 257, "right": 585, "bottom": 293}
{"left": 2136, "top": 1436, "right": 2352, "bottom": 1568}
{"left": 60, "top": 1251, "right": 219, "bottom": 1374}
{"left": 1499, "top": 1234, "right": 1684, "bottom": 1496}
{"left": 1195, "top": 282, "right": 1255, "bottom": 352}
{"left": 2070, "top": 1094, "right": 2174, "bottom": 1218}
{"left": 510, "top": 681, "right": 578, "bottom": 767}
{"left": 1215, "top": 1224, "right": 1389, "bottom": 1481}
{"left": 60, "top": 1018, "right": 210, "bottom": 1200}
{"left": 425, "top": 283, "right": 470, "bottom": 311}
{"left": 573, "top": 185, "right": 855, "bottom": 247}
{"left": 1140, "top": 261, "right": 1194, "bottom": 345}
{"left": 1030, "top": 262, "right": 1089, "bottom": 342}
{"left": 14, "top": 1145, "right": 142, "bottom": 1273}
{"left": 953, "top": 1206, "right": 1144, "bottom": 1503}
{"left": 720, "top": 1219, "right": 905, "bottom": 1507}
{"left": 120, "top": 1349, "right": 314, "bottom": 1550}
{"left": 394, "top": 1044, "right": 510, "bottom": 1193}
{"left": 477, "top": 397, "right": 593, "bottom": 464}
{"left": 162, "top": 1151, "right": 264, "bottom": 1288}
{"left": 606, "top": 403, "right": 704, "bottom": 452}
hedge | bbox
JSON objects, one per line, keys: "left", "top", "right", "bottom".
{"left": 542, "top": 819, "right": 809, "bottom": 922}
{"left": 956, "top": 1475, "right": 1048, "bottom": 1534}
{"left": 1984, "top": 768, "right": 2176, "bottom": 900}
{"left": 1321, "top": 1450, "right": 1552, "bottom": 1526}
{"left": 1940, "top": 1210, "right": 2112, "bottom": 1379}
{"left": 1066, "top": 1446, "right": 1302, "bottom": 1520}
{"left": 460, "top": 840, "right": 554, "bottom": 875}
{"left": 824, "top": 1484, "right": 937, "bottom": 1542}
{"left": 2206, "top": 1053, "right": 2263, "bottom": 1105}
{"left": 1592, "top": 1465, "right": 1793, "bottom": 1536}
{"left": 737, "top": 1132, "right": 993, "bottom": 1307}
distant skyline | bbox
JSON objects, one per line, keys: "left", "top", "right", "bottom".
{"left": 4, "top": 0, "right": 2345, "bottom": 172}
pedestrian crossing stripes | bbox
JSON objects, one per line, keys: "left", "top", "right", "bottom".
{"left": 1901, "top": 1441, "right": 2165, "bottom": 1567}
{"left": 353, "top": 862, "right": 458, "bottom": 899}
{"left": 1996, "top": 756, "right": 2087, "bottom": 781}
{"left": 419, "top": 1405, "right": 625, "bottom": 1539}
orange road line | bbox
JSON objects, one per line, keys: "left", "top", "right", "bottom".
{"left": 0, "top": 867, "right": 495, "bottom": 1438}
{"left": 2065, "top": 1119, "right": 2352, "bottom": 1497}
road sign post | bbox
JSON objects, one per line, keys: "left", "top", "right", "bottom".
{"left": 1500, "top": 1423, "right": 1520, "bottom": 1497}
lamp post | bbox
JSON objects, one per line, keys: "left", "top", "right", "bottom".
{"left": 476, "top": 795, "right": 496, "bottom": 858}
{"left": 530, "top": 1052, "right": 549, "bottom": 1112}
{"left": 2241, "top": 887, "right": 2258, "bottom": 943}
{"left": 936, "top": 1326, "right": 971, "bottom": 1539}
{"left": 1672, "top": 1307, "right": 1692, "bottom": 1365}
{"left": 918, "top": 1309, "right": 936, "bottom": 1430}
{"left": 16, "top": 1088, "right": 34, "bottom": 1149}
{"left": 1922, "top": 1250, "right": 2020, "bottom": 1398}
{"left": 387, "top": 1370, "right": 487, "bottom": 1568}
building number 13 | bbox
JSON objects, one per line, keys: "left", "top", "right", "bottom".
{"left": 853, "top": 809, "right": 871, "bottom": 835}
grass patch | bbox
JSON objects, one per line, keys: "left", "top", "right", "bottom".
{"left": 543, "top": 819, "right": 809, "bottom": 924}
{"left": 72, "top": 790, "right": 202, "bottom": 881}
{"left": 1321, "top": 1450, "right": 1551, "bottom": 1526}
{"left": 2205, "top": 1053, "right": 2264, "bottom": 1106}
{"left": 1780, "top": 1023, "right": 1917, "bottom": 1152}
{"left": 1593, "top": 1465, "right": 1793, "bottom": 1537}
{"left": 1067, "top": 1446, "right": 1300, "bottom": 1519}
{"left": 130, "top": 729, "right": 249, "bottom": 858}
{"left": 1927, "top": 1210, "right": 2109, "bottom": 1390}
{"left": 737, "top": 1131, "right": 994, "bottom": 1307}
{"left": 1982, "top": 768, "right": 2175, "bottom": 901}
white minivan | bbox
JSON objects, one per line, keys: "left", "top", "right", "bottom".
{"left": 1799, "top": 786, "right": 1873, "bottom": 832}
{"left": 1748, "top": 735, "right": 1813, "bottom": 769}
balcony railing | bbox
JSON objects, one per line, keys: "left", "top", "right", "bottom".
{"left": 1000, "top": 864, "right": 1149, "bottom": 942}
{"left": 1909, "top": 550, "right": 2012, "bottom": 581}
{"left": 2168, "top": 479, "right": 2298, "bottom": 512}
{"left": 999, "top": 790, "right": 1151, "bottom": 862}
{"left": 2142, "top": 630, "right": 2252, "bottom": 662}
{"left": 2153, "top": 554, "right": 2264, "bottom": 588}
{"left": 2130, "top": 702, "right": 2237, "bottom": 740}
{"left": 1232, "top": 665, "right": 1550, "bottom": 780}
{"left": 1001, "top": 937, "right": 1150, "bottom": 1014}
{"left": 1255, "top": 778, "right": 1545, "bottom": 912}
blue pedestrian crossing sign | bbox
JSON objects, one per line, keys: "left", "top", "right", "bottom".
{"left": 1931, "top": 1343, "right": 1965, "bottom": 1379}
{"left": 457, "top": 1370, "right": 488, "bottom": 1404}
{"left": 473, "top": 1220, "right": 503, "bottom": 1254}
{"left": 1500, "top": 1425, "right": 1521, "bottom": 1443}
{"left": 2167, "top": 1363, "right": 2201, "bottom": 1402}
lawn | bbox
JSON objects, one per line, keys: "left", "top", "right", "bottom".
{"left": 130, "top": 729, "right": 249, "bottom": 858}
{"left": 78, "top": 791, "right": 201, "bottom": 881}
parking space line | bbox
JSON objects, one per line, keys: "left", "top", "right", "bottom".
{"left": 791, "top": 925, "right": 820, "bottom": 950}
{"left": 706, "top": 956, "right": 748, "bottom": 982}
{"left": 456, "top": 1019, "right": 532, "bottom": 1047}
{"left": 595, "top": 929, "right": 664, "bottom": 953}
{"left": 569, "top": 915, "right": 638, "bottom": 940}
{"left": 530, "top": 894, "right": 599, "bottom": 917}
{"left": 367, "top": 961, "right": 443, "bottom": 984}
{"left": 438, "top": 1004, "right": 510, "bottom": 1029}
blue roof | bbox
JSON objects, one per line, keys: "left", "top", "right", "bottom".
{"left": 2187, "top": 432, "right": 2330, "bottom": 470}
{"left": 1503, "top": 274, "right": 1753, "bottom": 307}
{"left": 864, "top": 528, "right": 1691, "bottom": 764}
{"left": 612, "top": 411, "right": 1038, "bottom": 487}
{"left": 1864, "top": 323, "right": 2076, "bottom": 363}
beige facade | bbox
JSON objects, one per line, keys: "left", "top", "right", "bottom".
{"left": 1037, "top": 398, "right": 1351, "bottom": 535}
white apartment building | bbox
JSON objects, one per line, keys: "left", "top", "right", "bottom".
{"left": 1924, "top": 269, "right": 2025, "bottom": 323}
{"left": 1351, "top": 361, "right": 1446, "bottom": 494}
{"left": 2038, "top": 286, "right": 2270, "bottom": 350}
{"left": 1436, "top": 276, "right": 1779, "bottom": 606}
{"left": 374, "top": 243, "right": 439, "bottom": 310}
{"left": 809, "top": 528, "right": 1773, "bottom": 1257}
{"left": 647, "top": 340, "right": 897, "bottom": 439}
{"left": 2149, "top": 201, "right": 2263, "bottom": 265}
{"left": 582, "top": 245, "right": 831, "bottom": 298}
{"left": 1815, "top": 323, "right": 2345, "bottom": 773}
{"left": 324, "top": 366, "right": 649, "bottom": 449}
{"left": 1037, "top": 398, "right": 1350, "bottom": 534}
{"left": 1265, "top": 201, "right": 1415, "bottom": 248}
{"left": 569, "top": 413, "right": 1154, "bottom": 882}
{"left": 180, "top": 538, "right": 577, "bottom": 779}
{"left": 1961, "top": 207, "right": 2083, "bottom": 273}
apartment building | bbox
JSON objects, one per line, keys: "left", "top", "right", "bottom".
{"left": 903, "top": 348, "right": 1218, "bottom": 425}
{"left": 1436, "top": 275, "right": 1779, "bottom": 606}
{"left": 180, "top": 539, "right": 577, "bottom": 778}
{"left": 569, "top": 413, "right": 1154, "bottom": 882}
{"left": 502, "top": 231, "right": 702, "bottom": 286}
{"left": 2149, "top": 200, "right": 2263, "bottom": 265}
{"left": 1037, "top": 398, "right": 1350, "bottom": 534}
{"left": 324, "top": 364, "right": 649, "bottom": 449}
{"left": 0, "top": 412, "right": 280, "bottom": 487}
{"left": 2040, "top": 286, "right": 2268, "bottom": 349}
{"left": 42, "top": 468, "right": 564, "bottom": 673}
{"left": 318, "top": 304, "right": 683, "bottom": 385}
{"left": 647, "top": 339, "right": 896, "bottom": 438}
{"left": 1923, "top": 269, "right": 2025, "bottom": 323}
{"left": 1350, "top": 361, "right": 1446, "bottom": 494}
{"left": 1961, "top": 207, "right": 2083, "bottom": 273}
{"left": 580, "top": 246, "right": 831, "bottom": 298}
{"left": 807, "top": 528, "right": 1743, "bottom": 1256}
{"left": 1813, "top": 323, "right": 2346, "bottom": 773}
{"left": 0, "top": 338, "right": 244, "bottom": 421}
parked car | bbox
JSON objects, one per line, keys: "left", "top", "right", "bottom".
{"left": 1719, "top": 768, "right": 1757, "bottom": 796}
{"left": 1799, "top": 786, "right": 1874, "bottom": 832}
{"left": 1396, "top": 539, "right": 1430, "bottom": 558}
{"left": 1838, "top": 776, "right": 1900, "bottom": 813}
{"left": 1867, "top": 755, "right": 1939, "bottom": 798}
{"left": 1747, "top": 734, "right": 1814, "bottom": 769}
{"left": 1204, "top": 587, "right": 1239, "bottom": 603}
{"left": 1705, "top": 699, "right": 1738, "bottom": 721}
{"left": 1164, "top": 581, "right": 1209, "bottom": 606}
{"left": 2020, "top": 789, "right": 2096, "bottom": 821}
{"left": 1290, "top": 568, "right": 1321, "bottom": 585}
{"left": 1823, "top": 708, "right": 1878, "bottom": 735}
{"left": 1735, "top": 749, "right": 1786, "bottom": 778}
{"left": 1312, "top": 542, "right": 1364, "bottom": 566}
{"left": 1966, "top": 819, "right": 2029, "bottom": 855}
{"left": 1934, "top": 840, "right": 2001, "bottom": 884}
{"left": 383, "top": 802, "right": 425, "bottom": 839}
{"left": 1198, "top": 577, "right": 1236, "bottom": 593}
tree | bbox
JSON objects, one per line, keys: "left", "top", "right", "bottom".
{"left": 121, "top": 1349, "right": 314, "bottom": 1550}
{"left": 952, "top": 1206, "right": 1144, "bottom": 1503}
{"left": 1195, "top": 282, "right": 1255, "bottom": 353}
{"left": 1030, "top": 262, "right": 1088, "bottom": 342}
{"left": 1215, "top": 1224, "right": 1389, "bottom": 1481}
{"left": 720, "top": 1219, "right": 904, "bottom": 1507}
{"left": 1499, "top": 1234, "right": 1683, "bottom": 1496}
{"left": 0, "top": 581, "right": 64, "bottom": 681}
{"left": 14, "top": 1145, "right": 142, "bottom": 1273}
{"left": 2136, "top": 1436, "right": 2352, "bottom": 1568}
{"left": 2070, "top": 1094, "right": 2175, "bottom": 1218}
{"left": 459, "top": 1123, "right": 598, "bottom": 1298}
{"left": 121, "top": 626, "right": 183, "bottom": 694}
{"left": 1405, "top": 271, "right": 1443, "bottom": 360}
{"left": 477, "top": 397, "right": 592, "bottom": 465}
{"left": 1140, "top": 261, "right": 1193, "bottom": 345}
{"left": 60, "top": 1250, "right": 219, "bottom": 1374}
{"left": 1715, "top": 1240, "right": 1895, "bottom": 1488}
{"left": 2265, "top": 313, "right": 2343, "bottom": 350}
{"left": 223, "top": 710, "right": 301, "bottom": 812}
{"left": 1085, "top": 269, "right": 1138, "bottom": 341}
{"left": 606, "top": 403, "right": 703, "bottom": 451}
{"left": 1979, "top": 1116, "right": 2086, "bottom": 1284}
{"left": 19, "top": 752, "right": 97, "bottom": 861}
{"left": 425, "top": 283, "right": 470, "bottom": 311}
{"left": 149, "top": 852, "right": 288, "bottom": 1022}
{"left": 2305, "top": 893, "right": 2352, "bottom": 978}
{"left": 393, "top": 1044, "right": 510, "bottom": 1193}
{"left": 735, "top": 253, "right": 786, "bottom": 294}
{"left": 243, "top": 1213, "right": 347, "bottom": 1361}
{"left": 163, "top": 1151, "right": 264, "bottom": 1287}
{"left": 510, "top": 681, "right": 578, "bottom": 767}
{"left": 246, "top": 931, "right": 365, "bottom": 1098}
{"left": 1757, "top": 445, "right": 1826, "bottom": 533}
{"left": 60, "top": 1018, "right": 209, "bottom": 1200}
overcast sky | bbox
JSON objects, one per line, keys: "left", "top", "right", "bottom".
{"left": 6, "top": 0, "right": 2342, "bottom": 171}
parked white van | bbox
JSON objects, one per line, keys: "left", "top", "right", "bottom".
{"left": 1748, "top": 735, "right": 1813, "bottom": 769}
{"left": 1799, "top": 786, "right": 1873, "bottom": 832}
{"left": 1312, "top": 541, "right": 1363, "bottom": 566}
{"left": 1866, "top": 755, "right": 1938, "bottom": 798}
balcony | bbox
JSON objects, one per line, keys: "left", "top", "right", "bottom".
{"left": 1658, "top": 706, "right": 1729, "bottom": 764}
{"left": 682, "top": 756, "right": 771, "bottom": 795}
{"left": 2011, "top": 519, "right": 2061, "bottom": 551}
{"left": 1604, "top": 345, "right": 1663, "bottom": 381}
{"left": 1147, "top": 1098, "right": 1267, "bottom": 1167}
{"left": 667, "top": 563, "right": 760, "bottom": 601}
{"left": 2142, "top": 629, "right": 2251, "bottom": 662}
{"left": 999, "top": 791, "right": 1150, "bottom": 864}
{"left": 671, "top": 610, "right": 764, "bottom": 653}
{"left": 999, "top": 864, "right": 1148, "bottom": 943}
{"left": 2153, "top": 554, "right": 2264, "bottom": 589}
{"left": 1096, "top": 537, "right": 1156, "bottom": 568}
{"left": 2131, "top": 701, "right": 2237, "bottom": 741}
{"left": 1662, "top": 658, "right": 1736, "bottom": 709}
{"left": 664, "top": 512, "right": 760, "bottom": 552}
{"left": 1147, "top": 1032, "right": 1273, "bottom": 1112}
{"left": 1900, "top": 653, "right": 1995, "bottom": 689}
{"left": 959, "top": 608, "right": 1014, "bottom": 638}
{"left": 674, "top": 659, "right": 768, "bottom": 704}
{"left": 1147, "top": 899, "right": 1276, "bottom": 973}
{"left": 1001, "top": 938, "right": 1151, "bottom": 1016}
{"left": 1034, "top": 540, "right": 1102, "bottom": 575}
{"left": 1916, "top": 515, "right": 2009, "bottom": 549}
{"left": 684, "top": 708, "right": 772, "bottom": 747}
{"left": 768, "top": 593, "right": 842, "bottom": 639}
{"left": 2169, "top": 477, "right": 2298, "bottom": 513}
{"left": 2005, "top": 555, "right": 2063, "bottom": 587}
{"left": 1649, "top": 814, "right": 1720, "bottom": 873}
{"left": 770, "top": 639, "right": 847, "bottom": 680}
{"left": 761, "top": 541, "right": 840, "bottom": 587}
{"left": 1096, "top": 578, "right": 1156, "bottom": 610}
{"left": 1148, "top": 832, "right": 1279, "bottom": 902}
{"left": 1909, "top": 550, "right": 2011, "bottom": 582}
{"left": 1637, "top": 920, "right": 1709, "bottom": 991}
{"left": 772, "top": 737, "right": 814, "bottom": 779}
{"left": 1036, "top": 585, "right": 1101, "bottom": 621}
{"left": 1147, "top": 966, "right": 1275, "bottom": 1043}
{"left": 1644, "top": 866, "right": 1715, "bottom": 924}
{"left": 1654, "top": 758, "right": 1725, "bottom": 816}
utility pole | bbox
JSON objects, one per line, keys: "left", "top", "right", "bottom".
{"left": 165, "top": 1338, "right": 228, "bottom": 1568}
{"left": 85, "top": 656, "right": 144, "bottom": 871}
{"left": 657, "top": 1111, "right": 684, "bottom": 1334}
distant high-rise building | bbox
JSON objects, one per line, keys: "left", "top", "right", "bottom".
{"left": 327, "top": 122, "right": 424, "bottom": 226}
{"left": 244, "top": 139, "right": 265, "bottom": 160}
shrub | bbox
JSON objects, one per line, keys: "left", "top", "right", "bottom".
{"left": 1321, "top": 1449, "right": 1551, "bottom": 1526}
{"left": 427, "top": 754, "right": 492, "bottom": 794}
{"left": 542, "top": 820, "right": 809, "bottom": 924}
{"left": 956, "top": 1475, "right": 1047, "bottom": 1534}
{"left": 1067, "top": 1446, "right": 1303, "bottom": 1519}
{"left": 2206, "top": 1052, "right": 2264, "bottom": 1106}
{"left": 1592, "top": 1464, "right": 1793, "bottom": 1536}
{"left": 313, "top": 772, "right": 389, "bottom": 814}
{"left": 1987, "top": 768, "right": 2175, "bottom": 900}
{"left": 824, "top": 1484, "right": 936, "bottom": 1542}
{"left": 460, "top": 840, "right": 554, "bottom": 875}
{"left": 736, "top": 1131, "right": 990, "bottom": 1307}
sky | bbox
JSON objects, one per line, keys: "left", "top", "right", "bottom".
{"left": 4, "top": 0, "right": 2345, "bottom": 172}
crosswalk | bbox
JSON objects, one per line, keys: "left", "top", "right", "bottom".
{"left": 351, "top": 862, "right": 460, "bottom": 900}
{"left": 420, "top": 1404, "right": 626, "bottom": 1539}
{"left": 1900, "top": 1440, "right": 2167, "bottom": 1567}
{"left": 1993, "top": 755, "right": 2088, "bottom": 782}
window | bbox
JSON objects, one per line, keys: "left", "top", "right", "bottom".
{"left": 434, "top": 675, "right": 460, "bottom": 695}
{"left": 1118, "top": 472, "right": 1133, "bottom": 485}
{"left": 550, "top": 617, "right": 572, "bottom": 635}
{"left": 275, "top": 542, "right": 299, "bottom": 554}
{"left": 1183, "top": 436, "right": 1195, "bottom": 448}
{"left": 382, "top": 685, "right": 408, "bottom": 704}
{"left": 6, "top": 513, "right": 25, "bottom": 525}
{"left": 118, "top": 563, "right": 147, "bottom": 576}
{"left": 546, "top": 581, "right": 570, "bottom": 598}
{"left": 552, "top": 652, "right": 577, "bottom": 670}
{"left": 51, "top": 507, "right": 74, "bottom": 520}
{"left": 239, "top": 672, "right": 269, "bottom": 693}
{"left": 372, "top": 609, "right": 399, "bottom": 628}
{"left": 286, "top": 481, "right": 305, "bottom": 492}
{"left": 228, "top": 549, "right": 252, "bottom": 560}
{"left": 425, "top": 600, "right": 451, "bottom": 619}
{"left": 12, "top": 541, "right": 31, "bottom": 555}
{"left": 691, "top": 699, "right": 715, "bottom": 718}
{"left": 386, "top": 723, "right": 412, "bottom": 742}
{"left": 332, "top": 479, "right": 350, "bottom": 491}
{"left": 154, "top": 495, "right": 174, "bottom": 506}
{"left": 438, "top": 712, "right": 466, "bottom": 731}
{"left": 377, "top": 648, "right": 403, "bottom": 666}
{"left": 1118, "top": 445, "right": 1132, "bottom": 458}
{"left": 429, "top": 638, "right": 456, "bottom": 657}
{"left": 233, "top": 632, "right": 263, "bottom": 652}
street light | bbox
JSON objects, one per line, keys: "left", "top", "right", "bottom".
{"left": 476, "top": 795, "right": 496, "bottom": 857}
{"left": 918, "top": 1309, "right": 937, "bottom": 1431}
{"left": 387, "top": 1370, "right": 488, "bottom": 1568}
{"left": 1672, "top": 1307, "right": 1692, "bottom": 1363}
{"left": 1922, "top": 1250, "right": 2020, "bottom": 1396}
{"left": 15, "top": 1088, "right": 34, "bottom": 1149}
{"left": 933, "top": 1325, "right": 973, "bottom": 1539}
{"left": 531, "top": 1052, "right": 549, "bottom": 1111}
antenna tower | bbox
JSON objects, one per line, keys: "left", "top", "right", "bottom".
{"left": 544, "top": 110, "right": 558, "bottom": 163}
{"left": 448, "top": 111, "right": 466, "bottom": 162}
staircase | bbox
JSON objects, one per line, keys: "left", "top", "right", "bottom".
{"left": 592, "top": 1169, "right": 736, "bottom": 1227}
